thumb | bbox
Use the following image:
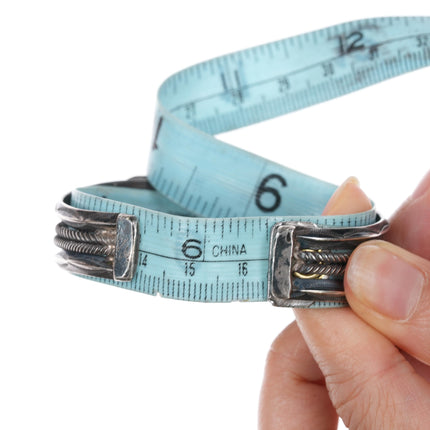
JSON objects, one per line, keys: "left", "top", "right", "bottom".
{"left": 345, "top": 240, "right": 430, "bottom": 365}
{"left": 295, "top": 178, "right": 430, "bottom": 429}
{"left": 327, "top": 175, "right": 430, "bottom": 364}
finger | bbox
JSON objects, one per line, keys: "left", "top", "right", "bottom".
{"left": 403, "top": 352, "right": 430, "bottom": 383}
{"left": 345, "top": 239, "right": 430, "bottom": 365}
{"left": 259, "top": 322, "right": 338, "bottom": 430}
{"left": 259, "top": 177, "right": 370, "bottom": 430}
{"left": 322, "top": 176, "right": 372, "bottom": 215}
{"left": 295, "top": 308, "right": 430, "bottom": 429}
{"left": 385, "top": 169, "right": 430, "bottom": 259}
{"left": 295, "top": 179, "right": 430, "bottom": 429}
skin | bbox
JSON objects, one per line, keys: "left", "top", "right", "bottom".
{"left": 259, "top": 172, "right": 430, "bottom": 429}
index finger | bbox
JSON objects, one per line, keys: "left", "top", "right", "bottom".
{"left": 385, "top": 170, "right": 430, "bottom": 259}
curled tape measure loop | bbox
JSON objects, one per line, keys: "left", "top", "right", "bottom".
{"left": 55, "top": 17, "right": 429, "bottom": 308}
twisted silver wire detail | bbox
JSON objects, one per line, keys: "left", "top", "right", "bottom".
{"left": 298, "top": 250, "right": 350, "bottom": 265}
{"left": 54, "top": 236, "right": 115, "bottom": 256}
{"left": 54, "top": 222, "right": 116, "bottom": 256}
{"left": 295, "top": 262, "right": 345, "bottom": 277}
{"left": 294, "top": 250, "right": 351, "bottom": 278}
{"left": 55, "top": 223, "right": 115, "bottom": 245}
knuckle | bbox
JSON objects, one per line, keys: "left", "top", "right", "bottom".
{"left": 324, "top": 349, "right": 409, "bottom": 429}
{"left": 404, "top": 302, "right": 430, "bottom": 364}
{"left": 265, "top": 325, "right": 303, "bottom": 377}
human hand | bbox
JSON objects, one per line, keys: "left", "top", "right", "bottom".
{"left": 259, "top": 172, "right": 430, "bottom": 429}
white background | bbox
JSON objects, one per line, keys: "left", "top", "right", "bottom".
{"left": 1, "top": 1, "right": 429, "bottom": 429}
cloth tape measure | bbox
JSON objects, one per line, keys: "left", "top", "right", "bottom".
{"left": 55, "top": 17, "right": 429, "bottom": 308}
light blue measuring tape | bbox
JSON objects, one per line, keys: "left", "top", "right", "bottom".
{"left": 55, "top": 17, "right": 429, "bottom": 308}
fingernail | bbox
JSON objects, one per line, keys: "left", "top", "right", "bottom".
{"left": 322, "top": 176, "right": 372, "bottom": 216}
{"left": 345, "top": 176, "right": 360, "bottom": 186}
{"left": 346, "top": 242, "right": 425, "bottom": 320}
{"left": 412, "top": 170, "right": 430, "bottom": 200}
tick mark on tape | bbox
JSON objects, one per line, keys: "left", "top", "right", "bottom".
{"left": 152, "top": 116, "right": 163, "bottom": 150}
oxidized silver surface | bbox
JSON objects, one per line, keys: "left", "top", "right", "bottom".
{"left": 267, "top": 217, "right": 389, "bottom": 307}
{"left": 55, "top": 193, "right": 139, "bottom": 282}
